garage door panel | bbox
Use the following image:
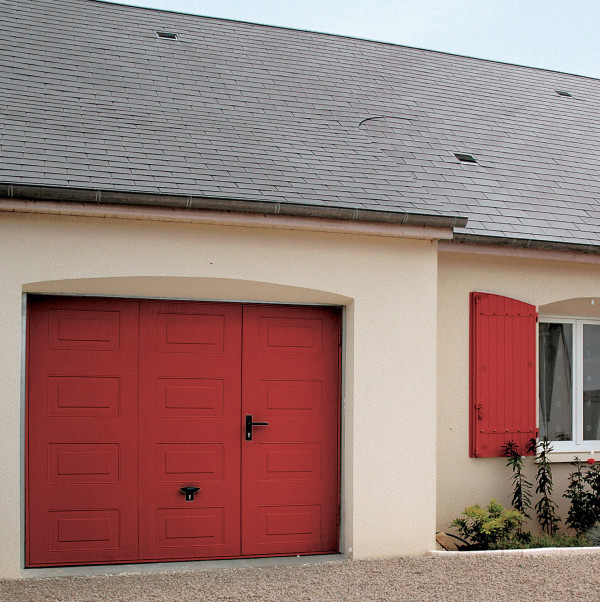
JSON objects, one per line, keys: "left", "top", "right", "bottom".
{"left": 138, "top": 302, "right": 242, "bottom": 561}
{"left": 241, "top": 305, "right": 340, "bottom": 556}
{"left": 27, "top": 297, "right": 140, "bottom": 567}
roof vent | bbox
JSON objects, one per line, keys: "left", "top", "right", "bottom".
{"left": 556, "top": 90, "right": 572, "bottom": 97}
{"left": 157, "top": 31, "right": 178, "bottom": 40}
{"left": 454, "top": 153, "right": 478, "bottom": 164}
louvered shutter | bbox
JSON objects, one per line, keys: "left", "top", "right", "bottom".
{"left": 470, "top": 292, "right": 538, "bottom": 458}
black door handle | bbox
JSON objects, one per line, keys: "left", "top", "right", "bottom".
{"left": 245, "top": 414, "right": 269, "bottom": 441}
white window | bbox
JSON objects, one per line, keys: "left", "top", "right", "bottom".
{"left": 539, "top": 317, "right": 600, "bottom": 452}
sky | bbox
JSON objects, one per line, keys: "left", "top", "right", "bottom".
{"left": 100, "top": 0, "right": 600, "bottom": 80}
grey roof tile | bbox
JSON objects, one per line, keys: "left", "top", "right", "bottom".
{"left": 3, "top": 0, "right": 600, "bottom": 245}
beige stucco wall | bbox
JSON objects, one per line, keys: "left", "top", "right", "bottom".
{"left": 0, "top": 211, "right": 439, "bottom": 578}
{"left": 437, "top": 249, "right": 600, "bottom": 535}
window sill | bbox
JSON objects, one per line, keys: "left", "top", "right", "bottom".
{"left": 547, "top": 451, "right": 598, "bottom": 463}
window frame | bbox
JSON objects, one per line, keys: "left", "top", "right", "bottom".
{"left": 540, "top": 314, "right": 600, "bottom": 453}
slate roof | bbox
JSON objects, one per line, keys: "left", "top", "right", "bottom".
{"left": 2, "top": 0, "right": 600, "bottom": 248}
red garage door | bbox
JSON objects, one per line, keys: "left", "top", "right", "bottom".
{"left": 26, "top": 297, "right": 341, "bottom": 567}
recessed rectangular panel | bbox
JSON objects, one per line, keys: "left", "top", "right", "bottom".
{"left": 49, "top": 310, "right": 120, "bottom": 350}
{"left": 156, "top": 313, "right": 225, "bottom": 353}
{"left": 48, "top": 376, "right": 120, "bottom": 417}
{"left": 49, "top": 510, "right": 120, "bottom": 551}
{"left": 268, "top": 326, "right": 314, "bottom": 348}
{"left": 267, "top": 513, "right": 313, "bottom": 535}
{"left": 260, "top": 380, "right": 322, "bottom": 417}
{"left": 157, "top": 378, "right": 224, "bottom": 417}
{"left": 166, "top": 516, "right": 215, "bottom": 540}
{"left": 258, "top": 505, "right": 320, "bottom": 544}
{"left": 259, "top": 444, "right": 321, "bottom": 481}
{"left": 259, "top": 318, "right": 323, "bottom": 356}
{"left": 156, "top": 443, "right": 223, "bottom": 482}
{"left": 156, "top": 508, "right": 223, "bottom": 548}
{"left": 165, "top": 452, "right": 215, "bottom": 475}
{"left": 48, "top": 444, "right": 119, "bottom": 484}
{"left": 59, "top": 519, "right": 111, "bottom": 542}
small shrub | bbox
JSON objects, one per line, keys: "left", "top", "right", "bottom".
{"left": 585, "top": 523, "right": 600, "bottom": 546}
{"left": 489, "top": 531, "right": 532, "bottom": 550}
{"left": 451, "top": 499, "right": 523, "bottom": 549}
{"left": 583, "top": 460, "right": 600, "bottom": 521}
{"left": 564, "top": 457, "right": 596, "bottom": 536}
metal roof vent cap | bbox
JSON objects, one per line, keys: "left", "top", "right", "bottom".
{"left": 157, "top": 31, "right": 178, "bottom": 40}
{"left": 454, "top": 153, "right": 478, "bottom": 164}
{"left": 556, "top": 90, "right": 572, "bottom": 97}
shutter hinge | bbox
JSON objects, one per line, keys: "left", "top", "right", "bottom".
{"left": 475, "top": 403, "right": 483, "bottom": 420}
{"left": 338, "top": 329, "right": 342, "bottom": 347}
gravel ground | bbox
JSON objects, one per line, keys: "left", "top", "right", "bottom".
{"left": 2, "top": 554, "right": 600, "bottom": 601}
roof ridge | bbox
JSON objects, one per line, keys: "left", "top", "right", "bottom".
{"left": 91, "top": 0, "right": 600, "bottom": 83}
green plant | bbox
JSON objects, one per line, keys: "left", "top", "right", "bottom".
{"left": 451, "top": 499, "right": 523, "bottom": 549}
{"left": 564, "top": 457, "right": 596, "bottom": 536}
{"left": 534, "top": 437, "right": 561, "bottom": 535}
{"left": 585, "top": 523, "right": 600, "bottom": 546}
{"left": 501, "top": 440, "right": 533, "bottom": 520}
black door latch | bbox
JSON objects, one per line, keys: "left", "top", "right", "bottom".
{"left": 180, "top": 486, "right": 200, "bottom": 501}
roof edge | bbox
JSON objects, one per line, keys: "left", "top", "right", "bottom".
{"left": 452, "top": 233, "right": 600, "bottom": 256}
{"left": 0, "top": 183, "right": 467, "bottom": 230}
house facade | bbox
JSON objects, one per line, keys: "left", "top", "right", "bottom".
{"left": 1, "top": 0, "right": 600, "bottom": 578}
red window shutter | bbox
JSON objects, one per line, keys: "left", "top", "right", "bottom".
{"left": 470, "top": 292, "right": 538, "bottom": 458}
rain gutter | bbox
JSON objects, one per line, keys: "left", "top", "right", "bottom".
{"left": 444, "top": 234, "right": 600, "bottom": 260}
{"left": 0, "top": 183, "right": 467, "bottom": 238}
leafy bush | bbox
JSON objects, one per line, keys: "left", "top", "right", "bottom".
{"left": 451, "top": 499, "right": 523, "bottom": 549}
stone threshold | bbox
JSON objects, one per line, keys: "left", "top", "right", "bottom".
{"left": 430, "top": 546, "right": 600, "bottom": 557}
{"left": 21, "top": 554, "right": 347, "bottom": 579}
